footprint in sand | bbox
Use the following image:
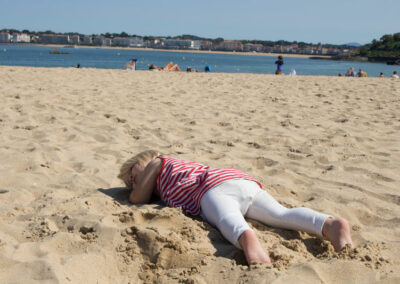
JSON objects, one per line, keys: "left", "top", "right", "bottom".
{"left": 79, "top": 226, "right": 98, "bottom": 242}
{"left": 247, "top": 142, "right": 262, "bottom": 149}
{"left": 373, "top": 152, "right": 391, "bottom": 157}
{"left": 344, "top": 167, "right": 394, "bottom": 182}
{"left": 252, "top": 157, "right": 278, "bottom": 169}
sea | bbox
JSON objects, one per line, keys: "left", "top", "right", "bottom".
{"left": 0, "top": 44, "right": 398, "bottom": 77}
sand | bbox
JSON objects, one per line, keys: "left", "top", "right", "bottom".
{"left": 0, "top": 66, "right": 399, "bottom": 283}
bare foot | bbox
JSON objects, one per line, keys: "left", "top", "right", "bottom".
{"left": 322, "top": 217, "right": 353, "bottom": 252}
{"left": 238, "top": 230, "right": 271, "bottom": 265}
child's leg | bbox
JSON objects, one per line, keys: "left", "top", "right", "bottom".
{"left": 238, "top": 229, "right": 270, "bottom": 264}
{"left": 246, "top": 190, "right": 330, "bottom": 236}
{"left": 321, "top": 217, "right": 352, "bottom": 251}
{"left": 246, "top": 190, "right": 352, "bottom": 251}
{"left": 200, "top": 184, "right": 251, "bottom": 248}
{"left": 200, "top": 180, "right": 270, "bottom": 264}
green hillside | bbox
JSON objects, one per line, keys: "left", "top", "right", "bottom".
{"left": 358, "top": 33, "right": 400, "bottom": 62}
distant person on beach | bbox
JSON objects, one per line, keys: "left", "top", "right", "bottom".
{"left": 356, "top": 69, "right": 367, "bottom": 77}
{"left": 118, "top": 150, "right": 353, "bottom": 266}
{"left": 126, "top": 59, "right": 137, "bottom": 71}
{"left": 379, "top": 72, "right": 385, "bottom": 78}
{"left": 149, "top": 62, "right": 181, "bottom": 72}
{"left": 76, "top": 63, "right": 81, "bottom": 68}
{"left": 204, "top": 65, "right": 211, "bottom": 72}
{"left": 274, "top": 55, "right": 284, "bottom": 75}
{"left": 345, "top": 67, "right": 355, "bottom": 77}
{"left": 186, "top": 66, "right": 203, "bottom": 72}
{"left": 391, "top": 71, "right": 399, "bottom": 78}
{"left": 338, "top": 73, "right": 343, "bottom": 77}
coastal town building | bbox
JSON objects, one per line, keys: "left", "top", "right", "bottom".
{"left": 272, "top": 45, "right": 284, "bottom": 53}
{"left": 216, "top": 40, "right": 243, "bottom": 51}
{"left": 93, "top": 36, "right": 105, "bottom": 46}
{"left": 30, "top": 35, "right": 40, "bottom": 43}
{"left": 12, "top": 33, "right": 30, "bottom": 43}
{"left": 40, "top": 34, "right": 70, "bottom": 44}
{"left": 243, "top": 43, "right": 264, "bottom": 52}
{"left": 81, "top": 36, "right": 92, "bottom": 45}
{"left": 262, "top": 46, "right": 274, "bottom": 53}
{"left": 145, "top": 39, "right": 163, "bottom": 49}
{"left": 200, "top": 40, "right": 213, "bottom": 50}
{"left": 69, "top": 35, "right": 79, "bottom": 45}
{"left": 104, "top": 38, "right": 112, "bottom": 46}
{"left": 111, "top": 37, "right": 144, "bottom": 47}
{"left": 0, "top": 32, "right": 11, "bottom": 43}
{"left": 128, "top": 37, "right": 144, "bottom": 47}
{"left": 163, "top": 39, "right": 200, "bottom": 50}
{"left": 3, "top": 29, "right": 352, "bottom": 56}
{"left": 111, "top": 37, "right": 130, "bottom": 47}
{"left": 283, "top": 44, "right": 299, "bottom": 53}
{"left": 303, "top": 47, "right": 315, "bottom": 54}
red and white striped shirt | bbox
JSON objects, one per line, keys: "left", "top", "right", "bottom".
{"left": 156, "top": 155, "right": 262, "bottom": 215}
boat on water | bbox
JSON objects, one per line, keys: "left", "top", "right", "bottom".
{"left": 49, "top": 48, "right": 70, "bottom": 54}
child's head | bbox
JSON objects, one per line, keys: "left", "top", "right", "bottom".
{"left": 118, "top": 150, "right": 160, "bottom": 189}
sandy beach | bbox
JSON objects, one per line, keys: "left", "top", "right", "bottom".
{"left": 0, "top": 66, "right": 399, "bottom": 283}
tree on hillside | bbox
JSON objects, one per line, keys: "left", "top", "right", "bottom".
{"left": 358, "top": 32, "right": 400, "bottom": 60}
{"left": 213, "top": 37, "right": 224, "bottom": 44}
{"left": 369, "top": 33, "right": 400, "bottom": 51}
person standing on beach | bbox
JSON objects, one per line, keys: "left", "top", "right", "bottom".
{"left": 118, "top": 150, "right": 353, "bottom": 266}
{"left": 274, "top": 55, "right": 284, "bottom": 75}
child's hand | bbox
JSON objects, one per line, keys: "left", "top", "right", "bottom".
{"left": 129, "top": 158, "right": 162, "bottom": 204}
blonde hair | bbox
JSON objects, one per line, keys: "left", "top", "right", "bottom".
{"left": 118, "top": 150, "right": 160, "bottom": 189}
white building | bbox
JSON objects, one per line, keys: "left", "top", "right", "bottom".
{"left": 69, "top": 35, "right": 80, "bottom": 45}
{"left": 93, "top": 36, "right": 105, "bottom": 46}
{"left": 104, "top": 38, "right": 112, "bottom": 46}
{"left": 164, "top": 39, "right": 200, "bottom": 50}
{"left": 0, "top": 32, "right": 11, "bottom": 43}
{"left": 112, "top": 37, "right": 130, "bottom": 47}
{"left": 145, "top": 39, "right": 163, "bottom": 48}
{"left": 12, "top": 33, "right": 30, "bottom": 43}
{"left": 112, "top": 37, "right": 144, "bottom": 47}
{"left": 81, "top": 36, "right": 92, "bottom": 45}
{"left": 129, "top": 37, "right": 144, "bottom": 47}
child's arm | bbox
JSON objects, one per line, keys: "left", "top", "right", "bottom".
{"left": 129, "top": 158, "right": 162, "bottom": 204}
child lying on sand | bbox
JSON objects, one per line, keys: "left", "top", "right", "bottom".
{"left": 118, "top": 150, "right": 353, "bottom": 265}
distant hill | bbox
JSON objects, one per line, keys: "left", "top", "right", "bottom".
{"left": 344, "top": 42, "right": 362, "bottom": 47}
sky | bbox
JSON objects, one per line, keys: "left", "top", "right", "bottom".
{"left": 1, "top": 0, "right": 399, "bottom": 45}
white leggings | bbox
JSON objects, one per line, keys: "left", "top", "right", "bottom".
{"left": 200, "top": 179, "right": 331, "bottom": 249}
